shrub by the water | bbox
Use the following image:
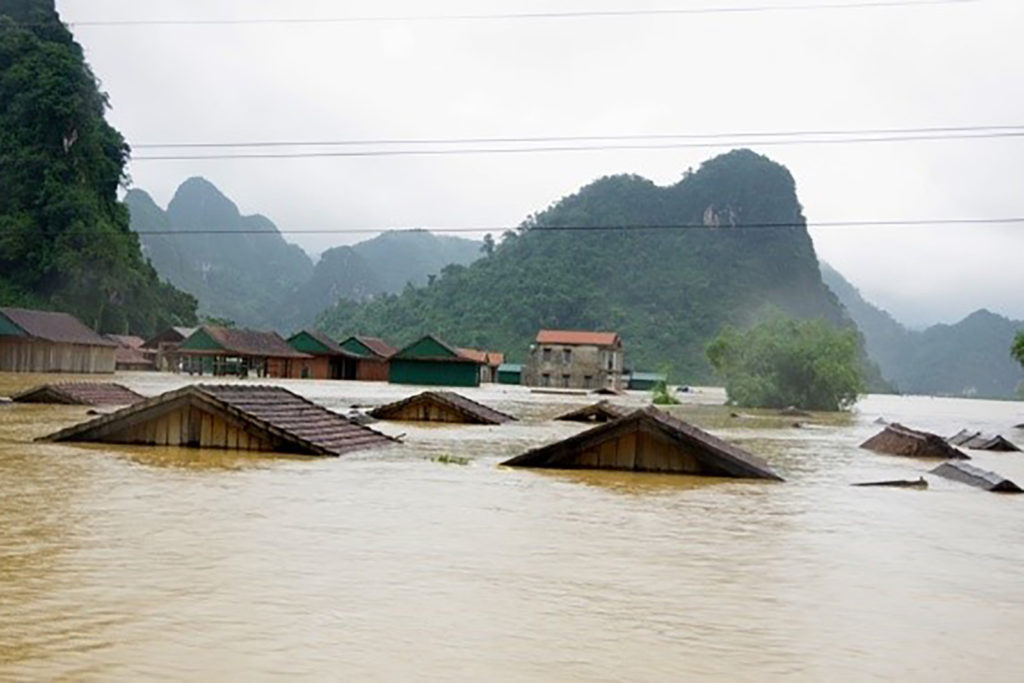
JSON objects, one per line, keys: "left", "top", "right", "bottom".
{"left": 651, "top": 380, "right": 680, "bottom": 405}
{"left": 706, "top": 317, "right": 864, "bottom": 411}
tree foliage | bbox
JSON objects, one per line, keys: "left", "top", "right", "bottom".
{"left": 1013, "top": 331, "right": 1024, "bottom": 369}
{"left": 0, "top": 4, "right": 196, "bottom": 335}
{"left": 706, "top": 317, "right": 865, "bottom": 411}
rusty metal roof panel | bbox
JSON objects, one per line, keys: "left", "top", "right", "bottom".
{"left": 861, "top": 423, "right": 970, "bottom": 459}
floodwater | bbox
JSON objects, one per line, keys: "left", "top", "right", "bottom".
{"left": 1, "top": 372, "right": 1023, "bottom": 681}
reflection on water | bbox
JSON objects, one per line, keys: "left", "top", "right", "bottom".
{"left": 1, "top": 372, "right": 1023, "bottom": 679}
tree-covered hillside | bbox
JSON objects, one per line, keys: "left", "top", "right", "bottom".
{"left": 821, "top": 264, "right": 1024, "bottom": 398}
{"left": 0, "top": 2, "right": 196, "bottom": 335}
{"left": 319, "top": 150, "right": 849, "bottom": 382}
{"left": 349, "top": 230, "right": 483, "bottom": 293}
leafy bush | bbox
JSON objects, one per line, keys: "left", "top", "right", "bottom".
{"left": 706, "top": 317, "right": 864, "bottom": 411}
{"left": 651, "top": 380, "right": 680, "bottom": 405}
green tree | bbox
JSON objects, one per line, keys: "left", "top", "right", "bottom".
{"left": 1013, "top": 331, "right": 1024, "bottom": 369}
{"left": 481, "top": 233, "right": 495, "bottom": 257}
{"left": 706, "top": 317, "right": 865, "bottom": 411}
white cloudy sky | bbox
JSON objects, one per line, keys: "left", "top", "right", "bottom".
{"left": 57, "top": 0, "right": 1024, "bottom": 328}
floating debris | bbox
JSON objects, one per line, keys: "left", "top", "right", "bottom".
{"left": 947, "top": 429, "right": 1021, "bottom": 452}
{"left": 852, "top": 477, "right": 928, "bottom": 489}
{"left": 369, "top": 391, "right": 516, "bottom": 425}
{"left": 930, "top": 462, "right": 1023, "bottom": 493}
{"left": 554, "top": 400, "right": 628, "bottom": 424}
{"left": 41, "top": 384, "right": 395, "bottom": 457}
{"left": 503, "top": 406, "right": 782, "bottom": 480}
{"left": 779, "top": 406, "right": 812, "bottom": 417}
{"left": 861, "top": 423, "right": 970, "bottom": 460}
{"left": 12, "top": 382, "right": 144, "bottom": 407}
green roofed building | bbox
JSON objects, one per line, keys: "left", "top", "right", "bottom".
{"left": 628, "top": 372, "right": 667, "bottom": 391}
{"left": 338, "top": 336, "right": 396, "bottom": 381}
{"left": 388, "top": 335, "right": 481, "bottom": 387}
{"left": 497, "top": 363, "right": 523, "bottom": 385}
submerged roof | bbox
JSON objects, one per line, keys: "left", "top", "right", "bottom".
{"left": 504, "top": 406, "right": 782, "bottom": 479}
{"left": 947, "top": 429, "right": 1021, "bottom": 452}
{"left": 931, "top": 461, "right": 1023, "bottom": 493}
{"left": 184, "top": 326, "right": 310, "bottom": 358}
{"left": 554, "top": 400, "right": 628, "bottom": 424}
{"left": 0, "top": 307, "right": 116, "bottom": 347}
{"left": 369, "top": 391, "right": 517, "bottom": 424}
{"left": 42, "top": 384, "right": 395, "bottom": 456}
{"left": 535, "top": 330, "right": 620, "bottom": 346}
{"left": 13, "top": 382, "right": 145, "bottom": 406}
{"left": 861, "top": 423, "right": 970, "bottom": 459}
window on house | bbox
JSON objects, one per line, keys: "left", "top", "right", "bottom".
{"left": 542, "top": 347, "right": 552, "bottom": 363}
{"left": 541, "top": 373, "right": 551, "bottom": 387}
{"left": 563, "top": 348, "right": 572, "bottom": 364}
{"left": 607, "top": 354, "right": 614, "bottom": 371}
{"left": 561, "top": 374, "right": 570, "bottom": 388}
{"left": 583, "top": 375, "right": 593, "bottom": 388}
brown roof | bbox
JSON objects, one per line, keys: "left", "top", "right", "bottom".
{"left": 197, "top": 326, "right": 310, "bottom": 358}
{"left": 42, "top": 384, "right": 395, "bottom": 456}
{"left": 503, "top": 406, "right": 782, "bottom": 480}
{"left": 554, "top": 400, "right": 628, "bottom": 423}
{"left": 861, "top": 423, "right": 970, "bottom": 460}
{"left": 947, "top": 429, "right": 1021, "bottom": 452}
{"left": 106, "top": 334, "right": 145, "bottom": 348}
{"left": 13, "top": 382, "right": 145, "bottom": 406}
{"left": 0, "top": 307, "right": 116, "bottom": 347}
{"left": 355, "top": 336, "right": 397, "bottom": 359}
{"left": 142, "top": 326, "right": 197, "bottom": 349}
{"left": 456, "top": 348, "right": 504, "bottom": 367}
{"left": 536, "top": 330, "right": 620, "bottom": 346}
{"left": 369, "top": 391, "right": 517, "bottom": 424}
{"left": 296, "top": 329, "right": 358, "bottom": 357}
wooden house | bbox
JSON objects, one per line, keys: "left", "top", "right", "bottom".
{"left": 141, "top": 326, "right": 197, "bottom": 371}
{"left": 338, "top": 336, "right": 396, "bottom": 382}
{"left": 497, "top": 363, "right": 522, "bottom": 385}
{"left": 13, "top": 382, "right": 144, "bottom": 406}
{"left": 456, "top": 347, "right": 504, "bottom": 383}
{"left": 523, "top": 330, "right": 625, "bottom": 391}
{"left": 554, "top": 400, "right": 628, "bottom": 424}
{"left": 503, "top": 406, "right": 782, "bottom": 479}
{"left": 369, "top": 391, "right": 516, "bottom": 424}
{"left": 287, "top": 330, "right": 360, "bottom": 379}
{"left": 177, "top": 326, "right": 310, "bottom": 378}
{"left": 931, "top": 462, "right": 1022, "bottom": 493}
{"left": 41, "top": 384, "right": 395, "bottom": 457}
{"left": 387, "top": 335, "right": 482, "bottom": 387}
{"left": 947, "top": 429, "right": 1021, "bottom": 452}
{"left": 861, "top": 423, "right": 969, "bottom": 459}
{"left": 106, "top": 334, "right": 156, "bottom": 371}
{"left": 0, "top": 307, "right": 117, "bottom": 373}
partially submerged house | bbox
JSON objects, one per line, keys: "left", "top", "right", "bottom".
{"left": 142, "top": 326, "right": 197, "bottom": 372}
{"left": 178, "top": 326, "right": 310, "bottom": 378}
{"left": 369, "top": 391, "right": 516, "bottom": 424}
{"left": 554, "top": 400, "right": 628, "bottom": 424}
{"left": 287, "top": 330, "right": 359, "bottom": 379}
{"left": 931, "top": 461, "right": 1022, "bottom": 493}
{"left": 41, "top": 384, "right": 395, "bottom": 456}
{"left": 947, "top": 429, "right": 1021, "bottom": 452}
{"left": 503, "top": 406, "right": 782, "bottom": 479}
{"left": 387, "top": 335, "right": 481, "bottom": 387}
{"left": 106, "top": 334, "right": 156, "bottom": 371}
{"left": 497, "top": 363, "right": 522, "bottom": 385}
{"left": 628, "top": 372, "right": 667, "bottom": 391}
{"left": 0, "top": 307, "right": 117, "bottom": 373}
{"left": 457, "top": 348, "right": 504, "bottom": 384}
{"left": 861, "top": 423, "right": 970, "bottom": 459}
{"left": 338, "top": 336, "right": 396, "bottom": 382}
{"left": 13, "top": 382, "right": 144, "bottom": 406}
{"left": 523, "top": 330, "right": 625, "bottom": 391}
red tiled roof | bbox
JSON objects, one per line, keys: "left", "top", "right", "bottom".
{"left": 0, "top": 307, "right": 116, "bottom": 347}
{"left": 355, "top": 336, "right": 397, "bottom": 359}
{"left": 535, "top": 330, "right": 620, "bottom": 347}
{"left": 456, "top": 348, "right": 504, "bottom": 366}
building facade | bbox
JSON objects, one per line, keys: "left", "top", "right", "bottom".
{"left": 387, "top": 335, "right": 481, "bottom": 387}
{"left": 178, "top": 326, "right": 310, "bottom": 378}
{"left": 523, "top": 330, "right": 625, "bottom": 390}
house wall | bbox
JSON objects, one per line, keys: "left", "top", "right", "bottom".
{"left": 356, "top": 358, "right": 388, "bottom": 382}
{"left": 523, "top": 343, "right": 624, "bottom": 390}
{"left": 554, "top": 428, "right": 701, "bottom": 473}
{"left": 99, "top": 404, "right": 276, "bottom": 451}
{"left": 288, "top": 356, "right": 331, "bottom": 380}
{"left": 0, "top": 339, "right": 116, "bottom": 373}
{"left": 497, "top": 369, "right": 522, "bottom": 385}
{"left": 380, "top": 400, "right": 469, "bottom": 423}
{"left": 388, "top": 359, "right": 480, "bottom": 387}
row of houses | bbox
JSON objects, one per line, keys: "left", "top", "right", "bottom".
{"left": 1, "top": 306, "right": 664, "bottom": 389}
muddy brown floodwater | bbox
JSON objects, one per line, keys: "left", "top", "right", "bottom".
{"left": 1, "top": 372, "right": 1023, "bottom": 680}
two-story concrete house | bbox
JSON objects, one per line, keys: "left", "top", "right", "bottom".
{"left": 523, "top": 330, "right": 625, "bottom": 390}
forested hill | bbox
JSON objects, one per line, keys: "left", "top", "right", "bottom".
{"left": 126, "top": 179, "right": 314, "bottom": 329}
{"left": 128, "top": 179, "right": 483, "bottom": 330}
{"left": 318, "top": 150, "right": 848, "bottom": 382}
{"left": 821, "top": 264, "right": 1024, "bottom": 398}
{"left": 0, "top": 2, "right": 197, "bottom": 335}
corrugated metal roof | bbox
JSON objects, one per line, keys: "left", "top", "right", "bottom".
{"left": 13, "top": 382, "right": 145, "bottom": 406}
{"left": 535, "top": 330, "right": 620, "bottom": 346}
{"left": 0, "top": 307, "right": 116, "bottom": 347}
{"left": 369, "top": 390, "right": 516, "bottom": 424}
{"left": 42, "top": 384, "right": 395, "bottom": 456}
{"left": 356, "top": 336, "right": 397, "bottom": 359}
{"left": 192, "top": 326, "right": 310, "bottom": 358}
{"left": 498, "top": 363, "right": 523, "bottom": 373}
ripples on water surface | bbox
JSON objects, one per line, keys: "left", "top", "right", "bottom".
{"left": 1, "top": 372, "right": 1023, "bottom": 680}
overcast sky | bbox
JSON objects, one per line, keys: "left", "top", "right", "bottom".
{"left": 58, "top": 0, "right": 1024, "bottom": 328}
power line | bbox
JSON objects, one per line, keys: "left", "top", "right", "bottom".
{"left": 57, "top": 0, "right": 976, "bottom": 27}
{"left": 132, "top": 124, "right": 1024, "bottom": 150}
{"left": 53, "top": 217, "right": 1024, "bottom": 236}
{"left": 127, "top": 130, "right": 1024, "bottom": 161}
